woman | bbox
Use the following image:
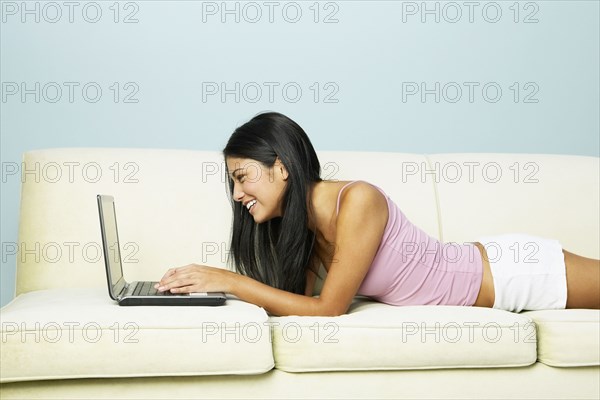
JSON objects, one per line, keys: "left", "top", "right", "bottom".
{"left": 155, "top": 112, "right": 600, "bottom": 316}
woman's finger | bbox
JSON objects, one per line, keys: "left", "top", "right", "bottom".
{"left": 170, "top": 283, "right": 199, "bottom": 294}
{"left": 159, "top": 270, "right": 197, "bottom": 290}
{"left": 158, "top": 277, "right": 184, "bottom": 292}
{"left": 156, "top": 267, "right": 178, "bottom": 287}
{"left": 170, "top": 281, "right": 198, "bottom": 293}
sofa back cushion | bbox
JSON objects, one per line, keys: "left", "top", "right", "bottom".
{"left": 429, "top": 154, "right": 599, "bottom": 258}
{"left": 16, "top": 149, "right": 233, "bottom": 295}
{"left": 14, "top": 149, "right": 599, "bottom": 297}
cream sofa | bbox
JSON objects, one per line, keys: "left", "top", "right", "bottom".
{"left": 1, "top": 148, "right": 599, "bottom": 399}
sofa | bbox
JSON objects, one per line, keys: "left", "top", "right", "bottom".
{"left": 1, "top": 148, "right": 598, "bottom": 400}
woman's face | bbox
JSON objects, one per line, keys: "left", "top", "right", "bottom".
{"left": 226, "top": 156, "right": 288, "bottom": 223}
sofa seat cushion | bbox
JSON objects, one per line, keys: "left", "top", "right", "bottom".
{"left": 521, "top": 309, "right": 600, "bottom": 367}
{"left": 270, "top": 298, "right": 537, "bottom": 372}
{"left": 0, "top": 288, "right": 274, "bottom": 383}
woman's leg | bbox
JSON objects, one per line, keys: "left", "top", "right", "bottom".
{"left": 563, "top": 249, "right": 600, "bottom": 309}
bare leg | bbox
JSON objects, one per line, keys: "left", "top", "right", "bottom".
{"left": 563, "top": 249, "right": 600, "bottom": 309}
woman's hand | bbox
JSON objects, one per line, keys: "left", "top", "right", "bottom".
{"left": 154, "top": 264, "right": 235, "bottom": 294}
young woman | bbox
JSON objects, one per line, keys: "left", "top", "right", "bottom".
{"left": 155, "top": 112, "right": 600, "bottom": 316}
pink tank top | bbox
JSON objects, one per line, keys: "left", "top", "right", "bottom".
{"left": 335, "top": 180, "right": 483, "bottom": 307}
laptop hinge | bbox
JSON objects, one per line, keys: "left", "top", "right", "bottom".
{"left": 118, "top": 282, "right": 132, "bottom": 300}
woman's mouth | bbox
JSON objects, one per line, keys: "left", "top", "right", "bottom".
{"left": 246, "top": 199, "right": 257, "bottom": 213}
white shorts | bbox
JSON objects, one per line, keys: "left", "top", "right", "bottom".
{"left": 475, "top": 233, "right": 567, "bottom": 313}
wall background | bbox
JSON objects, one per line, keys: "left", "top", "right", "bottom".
{"left": 1, "top": 0, "right": 599, "bottom": 307}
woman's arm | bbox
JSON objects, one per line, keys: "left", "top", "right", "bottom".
{"left": 227, "top": 250, "right": 334, "bottom": 317}
{"left": 305, "top": 267, "right": 317, "bottom": 297}
{"left": 157, "top": 183, "right": 388, "bottom": 317}
{"left": 230, "top": 273, "right": 326, "bottom": 316}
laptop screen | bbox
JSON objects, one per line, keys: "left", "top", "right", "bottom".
{"left": 97, "top": 195, "right": 126, "bottom": 299}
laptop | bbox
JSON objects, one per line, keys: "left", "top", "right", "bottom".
{"left": 97, "top": 194, "right": 227, "bottom": 306}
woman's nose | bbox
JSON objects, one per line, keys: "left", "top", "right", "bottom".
{"left": 233, "top": 184, "right": 244, "bottom": 201}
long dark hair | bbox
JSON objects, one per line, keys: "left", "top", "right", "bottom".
{"left": 222, "top": 111, "right": 324, "bottom": 295}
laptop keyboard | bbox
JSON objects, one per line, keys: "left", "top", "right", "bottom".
{"left": 132, "top": 281, "right": 175, "bottom": 296}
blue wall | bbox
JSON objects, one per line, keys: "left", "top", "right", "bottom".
{"left": 1, "top": 1, "right": 599, "bottom": 306}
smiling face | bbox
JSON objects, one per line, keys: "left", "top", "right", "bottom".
{"left": 226, "top": 156, "right": 289, "bottom": 223}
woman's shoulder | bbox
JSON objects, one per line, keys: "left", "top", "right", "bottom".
{"left": 321, "top": 179, "right": 384, "bottom": 194}
{"left": 312, "top": 180, "right": 386, "bottom": 235}
{"left": 312, "top": 180, "right": 389, "bottom": 273}
{"left": 313, "top": 179, "right": 387, "bottom": 210}
{"left": 335, "top": 180, "right": 387, "bottom": 211}
{"left": 332, "top": 180, "right": 389, "bottom": 259}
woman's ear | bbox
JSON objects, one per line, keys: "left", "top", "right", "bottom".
{"left": 275, "top": 157, "right": 289, "bottom": 181}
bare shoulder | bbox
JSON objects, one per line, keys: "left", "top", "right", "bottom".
{"left": 338, "top": 181, "right": 388, "bottom": 217}
{"left": 311, "top": 180, "right": 389, "bottom": 270}
{"left": 336, "top": 181, "right": 389, "bottom": 240}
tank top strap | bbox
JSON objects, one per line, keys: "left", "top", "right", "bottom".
{"left": 335, "top": 180, "right": 363, "bottom": 216}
